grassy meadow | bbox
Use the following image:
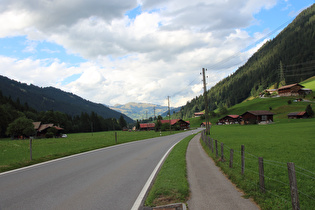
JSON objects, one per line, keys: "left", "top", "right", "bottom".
{"left": 202, "top": 118, "right": 315, "bottom": 209}
{"left": 0, "top": 130, "right": 180, "bottom": 173}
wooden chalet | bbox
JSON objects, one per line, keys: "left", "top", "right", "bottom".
{"left": 194, "top": 112, "right": 204, "bottom": 117}
{"left": 278, "top": 83, "right": 304, "bottom": 97}
{"left": 160, "top": 119, "right": 190, "bottom": 130}
{"left": 217, "top": 115, "right": 241, "bottom": 125}
{"left": 139, "top": 123, "right": 155, "bottom": 131}
{"left": 33, "top": 122, "right": 64, "bottom": 138}
{"left": 287, "top": 111, "right": 309, "bottom": 119}
{"left": 241, "top": 111, "right": 275, "bottom": 124}
{"left": 200, "top": 122, "right": 212, "bottom": 128}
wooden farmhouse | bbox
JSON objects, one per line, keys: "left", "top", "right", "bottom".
{"left": 194, "top": 112, "right": 204, "bottom": 117}
{"left": 33, "top": 122, "right": 64, "bottom": 138}
{"left": 241, "top": 111, "right": 275, "bottom": 124}
{"left": 160, "top": 119, "right": 190, "bottom": 130}
{"left": 217, "top": 115, "right": 241, "bottom": 125}
{"left": 139, "top": 123, "right": 155, "bottom": 131}
{"left": 287, "top": 111, "right": 309, "bottom": 119}
{"left": 200, "top": 122, "right": 212, "bottom": 128}
{"left": 278, "top": 83, "right": 304, "bottom": 96}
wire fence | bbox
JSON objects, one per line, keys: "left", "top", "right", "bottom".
{"left": 200, "top": 130, "right": 315, "bottom": 210}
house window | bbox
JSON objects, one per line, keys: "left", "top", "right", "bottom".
{"left": 261, "top": 115, "right": 267, "bottom": 121}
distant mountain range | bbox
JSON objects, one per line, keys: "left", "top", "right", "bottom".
{"left": 110, "top": 102, "right": 181, "bottom": 120}
{"left": 0, "top": 75, "right": 134, "bottom": 123}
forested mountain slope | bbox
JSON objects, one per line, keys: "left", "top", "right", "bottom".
{"left": 178, "top": 4, "right": 315, "bottom": 118}
{"left": 0, "top": 75, "right": 134, "bottom": 123}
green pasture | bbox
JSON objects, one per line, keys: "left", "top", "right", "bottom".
{"left": 0, "top": 130, "right": 179, "bottom": 173}
{"left": 187, "top": 96, "right": 314, "bottom": 128}
{"left": 300, "top": 76, "right": 315, "bottom": 91}
{"left": 204, "top": 118, "right": 315, "bottom": 209}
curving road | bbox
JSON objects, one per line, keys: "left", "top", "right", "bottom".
{"left": 0, "top": 129, "right": 201, "bottom": 210}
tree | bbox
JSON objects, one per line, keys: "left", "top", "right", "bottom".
{"left": 305, "top": 104, "right": 314, "bottom": 117}
{"left": 119, "top": 115, "right": 127, "bottom": 129}
{"left": 6, "top": 117, "right": 35, "bottom": 138}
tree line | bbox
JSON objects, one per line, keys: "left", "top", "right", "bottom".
{"left": 0, "top": 91, "right": 127, "bottom": 138}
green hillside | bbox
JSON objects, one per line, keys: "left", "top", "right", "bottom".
{"left": 177, "top": 4, "right": 315, "bottom": 119}
{"left": 300, "top": 76, "right": 315, "bottom": 91}
{"left": 0, "top": 75, "right": 133, "bottom": 123}
{"left": 186, "top": 95, "right": 314, "bottom": 128}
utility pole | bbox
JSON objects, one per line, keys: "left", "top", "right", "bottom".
{"left": 154, "top": 106, "right": 156, "bottom": 120}
{"left": 168, "top": 96, "right": 171, "bottom": 133}
{"left": 202, "top": 68, "right": 210, "bottom": 135}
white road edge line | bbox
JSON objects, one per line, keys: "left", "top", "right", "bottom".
{"left": 131, "top": 140, "right": 181, "bottom": 210}
{"left": 0, "top": 140, "right": 140, "bottom": 177}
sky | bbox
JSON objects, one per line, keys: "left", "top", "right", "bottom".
{"left": 0, "top": 0, "right": 314, "bottom": 107}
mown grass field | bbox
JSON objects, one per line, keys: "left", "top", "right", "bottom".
{"left": 0, "top": 130, "right": 181, "bottom": 173}
{"left": 205, "top": 118, "right": 315, "bottom": 209}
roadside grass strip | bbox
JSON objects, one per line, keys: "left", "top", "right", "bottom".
{"left": 145, "top": 134, "right": 197, "bottom": 207}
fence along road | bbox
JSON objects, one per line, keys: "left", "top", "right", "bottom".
{"left": 0, "top": 129, "right": 201, "bottom": 210}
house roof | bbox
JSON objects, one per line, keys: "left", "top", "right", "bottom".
{"left": 160, "top": 119, "right": 190, "bottom": 125}
{"left": 227, "top": 115, "right": 240, "bottom": 119}
{"left": 194, "top": 112, "right": 204, "bottom": 115}
{"left": 242, "top": 110, "right": 275, "bottom": 116}
{"left": 38, "top": 124, "right": 54, "bottom": 132}
{"left": 200, "top": 122, "right": 212, "bottom": 126}
{"left": 33, "top": 122, "right": 41, "bottom": 130}
{"left": 287, "top": 111, "right": 307, "bottom": 116}
{"left": 278, "top": 83, "right": 304, "bottom": 90}
{"left": 139, "top": 123, "right": 155, "bottom": 128}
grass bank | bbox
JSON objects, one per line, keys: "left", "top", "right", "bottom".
{"left": 0, "top": 130, "right": 182, "bottom": 173}
{"left": 145, "top": 133, "right": 197, "bottom": 207}
{"left": 202, "top": 118, "right": 315, "bottom": 209}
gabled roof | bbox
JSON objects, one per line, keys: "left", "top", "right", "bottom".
{"left": 160, "top": 119, "right": 180, "bottom": 125}
{"left": 33, "top": 122, "right": 41, "bottom": 130}
{"left": 242, "top": 111, "right": 275, "bottom": 116}
{"left": 38, "top": 124, "right": 54, "bottom": 132}
{"left": 139, "top": 123, "right": 155, "bottom": 128}
{"left": 160, "top": 119, "right": 190, "bottom": 125}
{"left": 200, "top": 122, "right": 212, "bottom": 126}
{"left": 287, "top": 111, "right": 307, "bottom": 116}
{"left": 227, "top": 115, "right": 240, "bottom": 119}
{"left": 278, "top": 83, "right": 304, "bottom": 90}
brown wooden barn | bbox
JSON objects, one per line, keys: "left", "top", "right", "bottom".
{"left": 241, "top": 111, "right": 275, "bottom": 124}
{"left": 160, "top": 119, "right": 190, "bottom": 130}
{"left": 278, "top": 83, "right": 304, "bottom": 96}
{"left": 217, "top": 115, "right": 241, "bottom": 125}
{"left": 287, "top": 111, "right": 309, "bottom": 119}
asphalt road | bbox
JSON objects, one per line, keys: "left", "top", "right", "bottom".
{"left": 0, "top": 129, "right": 200, "bottom": 210}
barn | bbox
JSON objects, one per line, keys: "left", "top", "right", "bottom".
{"left": 241, "top": 111, "right": 275, "bottom": 124}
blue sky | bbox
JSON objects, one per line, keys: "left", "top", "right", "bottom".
{"left": 0, "top": 0, "right": 313, "bottom": 106}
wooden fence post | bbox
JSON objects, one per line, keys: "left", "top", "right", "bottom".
{"left": 29, "top": 137, "right": 33, "bottom": 161}
{"left": 211, "top": 139, "right": 214, "bottom": 153}
{"left": 221, "top": 143, "right": 224, "bottom": 162}
{"left": 215, "top": 140, "right": 218, "bottom": 158}
{"left": 241, "top": 145, "right": 245, "bottom": 175}
{"left": 115, "top": 132, "right": 117, "bottom": 144}
{"left": 287, "top": 162, "right": 300, "bottom": 210}
{"left": 258, "top": 157, "right": 265, "bottom": 193}
{"left": 229, "top": 149, "right": 234, "bottom": 168}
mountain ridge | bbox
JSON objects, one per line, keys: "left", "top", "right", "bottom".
{"left": 0, "top": 75, "right": 134, "bottom": 123}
